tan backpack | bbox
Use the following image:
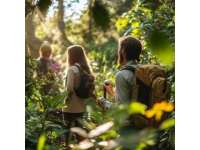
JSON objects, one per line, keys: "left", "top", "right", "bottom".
{"left": 121, "top": 64, "right": 171, "bottom": 128}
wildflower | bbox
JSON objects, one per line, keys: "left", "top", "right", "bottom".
{"left": 35, "top": 103, "right": 39, "bottom": 108}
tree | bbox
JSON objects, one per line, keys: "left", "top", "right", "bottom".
{"left": 25, "top": 15, "right": 42, "bottom": 58}
{"left": 58, "top": 0, "right": 73, "bottom": 48}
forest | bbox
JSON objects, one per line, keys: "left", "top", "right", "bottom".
{"left": 25, "top": 0, "right": 175, "bottom": 150}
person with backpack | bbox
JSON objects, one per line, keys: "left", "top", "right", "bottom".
{"left": 97, "top": 36, "right": 142, "bottom": 109}
{"left": 62, "top": 45, "right": 95, "bottom": 148}
{"left": 37, "top": 41, "right": 56, "bottom": 95}
{"left": 97, "top": 36, "right": 171, "bottom": 129}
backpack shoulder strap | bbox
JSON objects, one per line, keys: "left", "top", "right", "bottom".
{"left": 73, "top": 64, "right": 92, "bottom": 76}
{"left": 73, "top": 64, "right": 83, "bottom": 73}
{"left": 120, "top": 66, "right": 140, "bottom": 102}
{"left": 120, "top": 66, "right": 136, "bottom": 73}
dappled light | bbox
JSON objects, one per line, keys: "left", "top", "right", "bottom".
{"left": 25, "top": 0, "right": 175, "bottom": 149}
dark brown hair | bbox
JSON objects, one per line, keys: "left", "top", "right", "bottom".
{"left": 118, "top": 36, "right": 142, "bottom": 64}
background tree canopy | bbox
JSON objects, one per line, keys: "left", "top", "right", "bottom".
{"left": 25, "top": 0, "right": 175, "bottom": 149}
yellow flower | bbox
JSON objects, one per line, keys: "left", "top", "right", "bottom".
{"left": 155, "top": 110, "right": 163, "bottom": 121}
{"left": 145, "top": 110, "right": 155, "bottom": 118}
{"left": 159, "top": 101, "right": 168, "bottom": 111}
{"left": 164, "top": 102, "right": 175, "bottom": 112}
{"left": 145, "top": 101, "right": 174, "bottom": 121}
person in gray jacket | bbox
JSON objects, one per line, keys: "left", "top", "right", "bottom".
{"left": 97, "top": 36, "right": 142, "bottom": 110}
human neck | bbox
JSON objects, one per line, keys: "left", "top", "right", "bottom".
{"left": 123, "top": 59, "right": 128, "bottom": 66}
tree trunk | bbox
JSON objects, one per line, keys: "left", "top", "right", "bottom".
{"left": 25, "top": 38, "right": 29, "bottom": 56}
{"left": 58, "top": 0, "right": 72, "bottom": 47}
{"left": 25, "top": 15, "right": 42, "bottom": 58}
{"left": 88, "top": 0, "right": 92, "bottom": 40}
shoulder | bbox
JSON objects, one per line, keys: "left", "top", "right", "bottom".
{"left": 117, "top": 67, "right": 134, "bottom": 79}
{"left": 116, "top": 71, "right": 128, "bottom": 82}
{"left": 36, "top": 58, "right": 42, "bottom": 63}
{"left": 116, "top": 66, "right": 138, "bottom": 83}
{"left": 69, "top": 65, "right": 80, "bottom": 74}
{"left": 37, "top": 58, "right": 43, "bottom": 67}
{"left": 120, "top": 64, "right": 142, "bottom": 75}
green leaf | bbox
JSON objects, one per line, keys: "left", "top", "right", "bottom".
{"left": 56, "top": 104, "right": 67, "bottom": 109}
{"left": 139, "top": 7, "right": 149, "bottom": 12}
{"left": 99, "top": 130, "right": 118, "bottom": 141}
{"left": 131, "top": 21, "right": 139, "bottom": 27}
{"left": 155, "top": 47, "right": 174, "bottom": 65}
{"left": 135, "top": 142, "right": 147, "bottom": 150}
{"left": 107, "top": 131, "right": 141, "bottom": 149}
{"left": 87, "top": 105, "right": 102, "bottom": 122}
{"left": 115, "top": 147, "right": 122, "bottom": 150}
{"left": 50, "top": 92, "right": 69, "bottom": 108}
{"left": 124, "top": 28, "right": 134, "bottom": 36}
{"left": 168, "top": 21, "right": 174, "bottom": 27}
{"left": 131, "top": 28, "right": 142, "bottom": 38}
{"left": 141, "top": 0, "right": 154, "bottom": 4}
{"left": 128, "top": 102, "right": 147, "bottom": 115}
{"left": 148, "top": 12, "right": 152, "bottom": 19}
{"left": 116, "top": 17, "right": 129, "bottom": 31}
{"left": 25, "top": 82, "right": 32, "bottom": 87}
{"left": 77, "top": 118, "right": 96, "bottom": 130}
{"left": 37, "top": 133, "right": 46, "bottom": 150}
{"left": 52, "top": 131, "right": 57, "bottom": 137}
{"left": 149, "top": 30, "right": 175, "bottom": 65}
{"left": 44, "top": 121, "right": 62, "bottom": 130}
{"left": 159, "top": 119, "right": 175, "bottom": 130}
{"left": 42, "top": 95, "right": 53, "bottom": 104}
{"left": 110, "top": 129, "right": 156, "bottom": 149}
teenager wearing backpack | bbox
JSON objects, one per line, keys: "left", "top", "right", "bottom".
{"left": 97, "top": 36, "right": 171, "bottom": 129}
{"left": 62, "top": 45, "right": 95, "bottom": 148}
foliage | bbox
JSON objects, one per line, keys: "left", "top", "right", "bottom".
{"left": 25, "top": 54, "right": 68, "bottom": 150}
{"left": 25, "top": 0, "right": 175, "bottom": 149}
